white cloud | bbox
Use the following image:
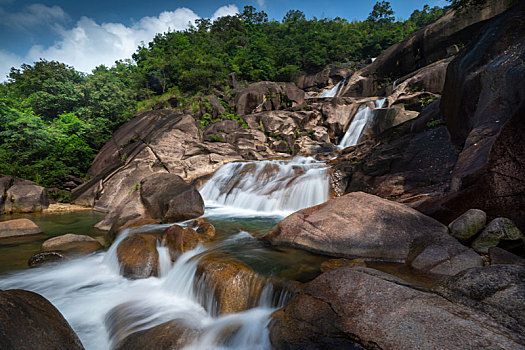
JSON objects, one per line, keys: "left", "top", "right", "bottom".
{"left": 0, "top": 50, "right": 24, "bottom": 81}
{"left": 257, "top": 0, "right": 265, "bottom": 7}
{"left": 0, "top": 4, "right": 69, "bottom": 29}
{"left": 211, "top": 5, "right": 239, "bottom": 21}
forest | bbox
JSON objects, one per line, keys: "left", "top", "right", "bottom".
{"left": 0, "top": 2, "right": 444, "bottom": 189}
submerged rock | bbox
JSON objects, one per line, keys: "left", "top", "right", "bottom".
{"left": 0, "top": 218, "right": 42, "bottom": 239}
{"left": 447, "top": 209, "right": 486, "bottom": 243}
{"left": 265, "top": 192, "right": 481, "bottom": 275}
{"left": 28, "top": 251, "right": 65, "bottom": 267}
{"left": 471, "top": 218, "right": 524, "bottom": 254}
{"left": 0, "top": 289, "right": 84, "bottom": 349}
{"left": 42, "top": 234, "right": 102, "bottom": 255}
{"left": 117, "top": 234, "right": 159, "bottom": 279}
{"left": 320, "top": 258, "right": 366, "bottom": 272}
{"left": 270, "top": 267, "right": 524, "bottom": 349}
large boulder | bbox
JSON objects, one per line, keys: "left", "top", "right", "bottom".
{"left": 270, "top": 267, "right": 524, "bottom": 349}
{"left": 117, "top": 234, "right": 159, "bottom": 279}
{"left": 0, "top": 289, "right": 84, "bottom": 349}
{"left": 41, "top": 234, "right": 103, "bottom": 255}
{"left": 433, "top": 264, "right": 525, "bottom": 337}
{"left": 195, "top": 257, "right": 268, "bottom": 315}
{"left": 140, "top": 173, "right": 204, "bottom": 223}
{"left": 234, "top": 81, "right": 305, "bottom": 116}
{"left": 0, "top": 219, "right": 42, "bottom": 239}
{"left": 0, "top": 176, "right": 49, "bottom": 214}
{"left": 163, "top": 224, "right": 207, "bottom": 259}
{"left": 265, "top": 192, "right": 482, "bottom": 275}
{"left": 448, "top": 209, "right": 487, "bottom": 243}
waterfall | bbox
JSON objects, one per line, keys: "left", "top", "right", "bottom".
{"left": 199, "top": 156, "right": 330, "bottom": 214}
{"left": 156, "top": 242, "right": 172, "bottom": 278}
{"left": 338, "top": 99, "right": 386, "bottom": 148}
{"left": 318, "top": 81, "right": 342, "bottom": 98}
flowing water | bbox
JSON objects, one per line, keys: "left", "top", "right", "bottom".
{"left": 0, "top": 156, "right": 332, "bottom": 349}
{"left": 318, "top": 81, "right": 342, "bottom": 98}
{"left": 338, "top": 98, "right": 386, "bottom": 148}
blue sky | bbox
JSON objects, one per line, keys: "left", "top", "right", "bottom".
{"left": 0, "top": 0, "right": 447, "bottom": 80}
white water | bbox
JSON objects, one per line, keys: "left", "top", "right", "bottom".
{"left": 318, "top": 81, "right": 342, "bottom": 98}
{"left": 338, "top": 98, "right": 386, "bottom": 148}
{"left": 199, "top": 156, "right": 330, "bottom": 215}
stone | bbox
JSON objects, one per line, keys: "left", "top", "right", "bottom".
{"left": 266, "top": 192, "right": 481, "bottom": 275}
{"left": 270, "top": 267, "right": 524, "bottom": 349}
{"left": 0, "top": 289, "right": 84, "bottom": 349}
{"left": 162, "top": 225, "right": 204, "bottom": 259}
{"left": 433, "top": 264, "right": 525, "bottom": 337}
{"left": 140, "top": 173, "right": 204, "bottom": 223}
{"left": 196, "top": 257, "right": 268, "bottom": 315}
{"left": 28, "top": 252, "right": 65, "bottom": 267}
{"left": 115, "top": 320, "right": 200, "bottom": 350}
{"left": 3, "top": 181, "right": 49, "bottom": 214}
{"left": 471, "top": 218, "right": 524, "bottom": 254}
{"left": 448, "top": 209, "right": 487, "bottom": 243}
{"left": 191, "top": 219, "right": 216, "bottom": 239}
{"left": 117, "top": 234, "right": 159, "bottom": 279}
{"left": 234, "top": 81, "right": 304, "bottom": 116}
{"left": 41, "top": 234, "right": 103, "bottom": 255}
{"left": 0, "top": 219, "right": 42, "bottom": 239}
{"left": 489, "top": 247, "right": 525, "bottom": 265}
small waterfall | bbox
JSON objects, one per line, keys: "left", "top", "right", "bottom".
{"left": 338, "top": 99, "right": 386, "bottom": 148}
{"left": 156, "top": 242, "right": 172, "bottom": 278}
{"left": 102, "top": 228, "right": 131, "bottom": 274}
{"left": 199, "top": 156, "right": 330, "bottom": 214}
{"left": 318, "top": 81, "right": 342, "bottom": 98}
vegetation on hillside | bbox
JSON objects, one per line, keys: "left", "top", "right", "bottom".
{"left": 0, "top": 2, "right": 444, "bottom": 189}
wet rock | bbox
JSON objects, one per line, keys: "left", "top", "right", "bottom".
{"left": 115, "top": 319, "right": 200, "bottom": 350}
{"left": 163, "top": 225, "right": 204, "bottom": 258}
{"left": 320, "top": 258, "right": 366, "bottom": 272}
{"left": 471, "top": 218, "right": 524, "bottom": 253}
{"left": 266, "top": 192, "right": 481, "bottom": 275}
{"left": 140, "top": 173, "right": 204, "bottom": 223}
{"left": 433, "top": 264, "right": 525, "bottom": 337}
{"left": 270, "top": 267, "right": 524, "bottom": 349}
{"left": 117, "top": 234, "right": 159, "bottom": 279}
{"left": 1, "top": 176, "right": 49, "bottom": 213}
{"left": 191, "top": 219, "right": 216, "bottom": 239}
{"left": 196, "top": 257, "right": 268, "bottom": 315}
{"left": 42, "top": 234, "right": 102, "bottom": 255}
{"left": 28, "top": 252, "right": 65, "bottom": 267}
{"left": 0, "top": 289, "right": 84, "bottom": 349}
{"left": 448, "top": 209, "right": 487, "bottom": 243}
{"left": 489, "top": 247, "right": 525, "bottom": 265}
{"left": 320, "top": 98, "right": 360, "bottom": 139}
{"left": 0, "top": 219, "right": 42, "bottom": 239}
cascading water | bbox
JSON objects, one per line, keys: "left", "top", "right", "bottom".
{"left": 338, "top": 98, "right": 386, "bottom": 148}
{"left": 199, "top": 156, "right": 330, "bottom": 215}
{"left": 318, "top": 81, "right": 342, "bottom": 98}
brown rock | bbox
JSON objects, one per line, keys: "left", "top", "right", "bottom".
{"left": 270, "top": 267, "right": 524, "bottom": 349}
{"left": 140, "top": 173, "right": 204, "bottom": 223}
{"left": 0, "top": 219, "right": 42, "bottom": 239}
{"left": 235, "top": 81, "right": 304, "bottom": 116}
{"left": 3, "top": 181, "right": 49, "bottom": 214}
{"left": 266, "top": 192, "right": 481, "bottom": 275}
{"left": 117, "top": 234, "right": 159, "bottom": 279}
{"left": 0, "top": 289, "right": 84, "bottom": 349}
{"left": 163, "top": 225, "right": 204, "bottom": 258}
{"left": 41, "top": 234, "right": 102, "bottom": 255}
{"left": 320, "top": 258, "right": 366, "bottom": 272}
{"left": 196, "top": 257, "right": 268, "bottom": 315}
{"left": 489, "top": 247, "right": 525, "bottom": 265}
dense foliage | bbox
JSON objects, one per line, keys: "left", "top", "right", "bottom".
{"left": 0, "top": 2, "right": 444, "bottom": 189}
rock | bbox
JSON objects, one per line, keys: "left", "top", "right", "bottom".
{"left": 28, "top": 252, "right": 65, "bottom": 267}
{"left": 191, "top": 219, "right": 216, "bottom": 239}
{"left": 195, "top": 257, "right": 268, "bottom": 315}
{"left": 1, "top": 176, "right": 49, "bottom": 213}
{"left": 0, "top": 289, "right": 84, "bottom": 349}
{"left": 140, "top": 173, "right": 204, "bottom": 223}
{"left": 0, "top": 219, "right": 42, "bottom": 239}
{"left": 489, "top": 247, "right": 525, "bottom": 265}
{"left": 448, "top": 209, "right": 487, "bottom": 243}
{"left": 115, "top": 320, "right": 200, "bottom": 350}
{"left": 270, "top": 267, "right": 524, "bottom": 349}
{"left": 117, "top": 234, "right": 159, "bottom": 279}
{"left": 433, "top": 264, "right": 525, "bottom": 337}
{"left": 162, "top": 225, "right": 204, "bottom": 258}
{"left": 266, "top": 192, "right": 481, "bottom": 275}
{"left": 320, "top": 98, "right": 360, "bottom": 140}
{"left": 41, "top": 234, "right": 103, "bottom": 255}
{"left": 471, "top": 218, "right": 524, "bottom": 254}
{"left": 320, "top": 258, "right": 366, "bottom": 272}
{"left": 234, "top": 81, "right": 304, "bottom": 116}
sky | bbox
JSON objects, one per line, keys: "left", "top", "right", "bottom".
{"left": 0, "top": 0, "right": 447, "bottom": 81}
